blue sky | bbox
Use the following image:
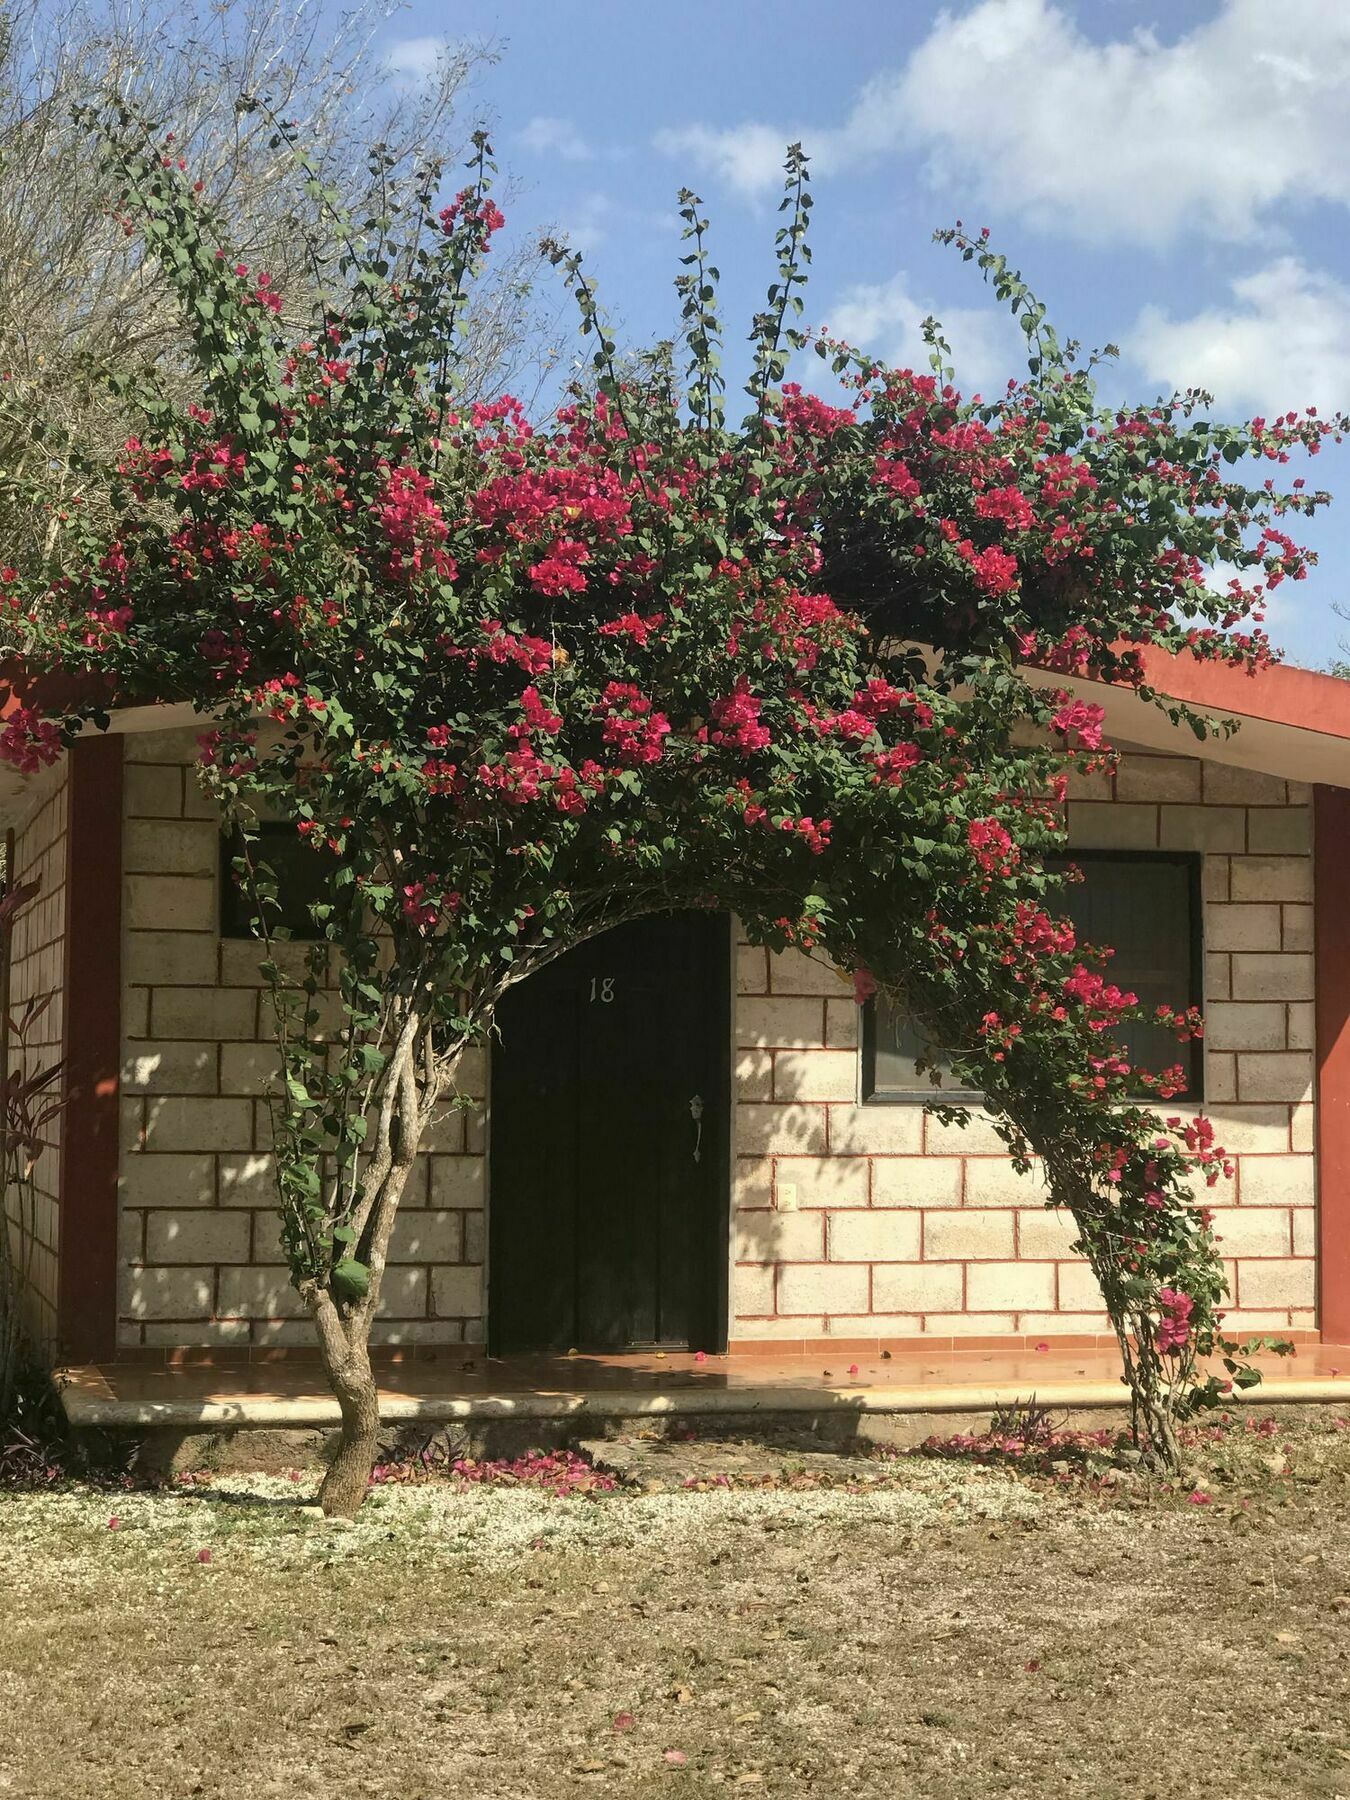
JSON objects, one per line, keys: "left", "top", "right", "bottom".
{"left": 379, "top": 0, "right": 1350, "bottom": 670}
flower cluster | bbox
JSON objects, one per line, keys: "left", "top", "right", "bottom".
{"left": 593, "top": 681, "right": 670, "bottom": 766}
{"left": 0, "top": 706, "right": 62, "bottom": 775}
{"left": 707, "top": 680, "right": 771, "bottom": 753}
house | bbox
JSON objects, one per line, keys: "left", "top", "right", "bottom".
{"left": 3, "top": 649, "right": 1350, "bottom": 1389}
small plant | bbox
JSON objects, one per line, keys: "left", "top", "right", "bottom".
{"left": 915, "top": 1400, "right": 1121, "bottom": 1472}
{"left": 988, "top": 1397, "right": 1059, "bottom": 1446}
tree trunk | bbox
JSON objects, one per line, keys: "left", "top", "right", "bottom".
{"left": 1015, "top": 1139, "right": 1188, "bottom": 1474}
{"left": 315, "top": 1330, "right": 381, "bottom": 1517}
{"left": 300, "top": 1017, "right": 457, "bottom": 1513}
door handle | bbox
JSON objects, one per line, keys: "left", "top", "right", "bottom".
{"left": 689, "top": 1093, "right": 704, "bottom": 1164}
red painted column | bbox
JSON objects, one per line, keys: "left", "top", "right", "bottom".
{"left": 1315, "top": 784, "right": 1350, "bottom": 1345}
{"left": 56, "top": 734, "right": 124, "bottom": 1362}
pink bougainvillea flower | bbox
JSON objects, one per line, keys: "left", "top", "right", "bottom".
{"left": 693, "top": 1350, "right": 707, "bottom": 1364}
{"left": 847, "top": 1364, "right": 859, "bottom": 1376}
{"left": 1187, "top": 1490, "right": 1212, "bottom": 1506}
{"left": 0, "top": 706, "right": 64, "bottom": 775}
{"left": 1034, "top": 1342, "right": 1049, "bottom": 1353}
{"left": 107, "top": 1516, "right": 121, "bottom": 1531}
{"left": 196, "top": 1547, "right": 213, "bottom": 1563}
{"left": 613, "top": 1712, "right": 636, "bottom": 1733}
{"left": 663, "top": 1750, "right": 688, "bottom": 1766}
{"left": 1049, "top": 696, "right": 1106, "bottom": 750}
{"left": 1156, "top": 1287, "right": 1195, "bottom": 1356}
{"left": 853, "top": 966, "right": 878, "bottom": 1004}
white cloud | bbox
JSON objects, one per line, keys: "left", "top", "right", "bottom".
{"left": 519, "top": 116, "right": 593, "bottom": 162}
{"left": 382, "top": 35, "right": 450, "bottom": 84}
{"left": 1133, "top": 258, "right": 1350, "bottom": 416}
{"left": 895, "top": 0, "right": 1350, "bottom": 246}
{"left": 827, "top": 271, "right": 1026, "bottom": 399}
{"left": 655, "top": 0, "right": 1350, "bottom": 245}
{"left": 653, "top": 123, "right": 808, "bottom": 201}
{"left": 552, "top": 194, "right": 615, "bottom": 255}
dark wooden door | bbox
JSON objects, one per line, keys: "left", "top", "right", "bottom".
{"left": 488, "top": 912, "right": 730, "bottom": 1355}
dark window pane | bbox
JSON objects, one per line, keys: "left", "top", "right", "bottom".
{"left": 863, "top": 853, "right": 1203, "bottom": 1102}
{"left": 868, "top": 1002, "right": 979, "bottom": 1098}
{"left": 1050, "top": 854, "right": 1202, "bottom": 1096}
{"left": 219, "top": 823, "right": 329, "bottom": 940}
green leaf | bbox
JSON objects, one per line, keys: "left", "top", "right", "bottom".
{"left": 331, "top": 1258, "right": 370, "bottom": 1301}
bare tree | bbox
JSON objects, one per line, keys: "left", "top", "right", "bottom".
{"left": 1329, "top": 601, "right": 1350, "bottom": 677}
{"left": 0, "top": 0, "right": 557, "bottom": 551}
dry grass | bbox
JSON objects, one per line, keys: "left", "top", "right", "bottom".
{"left": 2, "top": 1415, "right": 1350, "bottom": 1798}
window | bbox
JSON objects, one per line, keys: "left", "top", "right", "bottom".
{"left": 219, "top": 823, "right": 328, "bottom": 940}
{"left": 1052, "top": 851, "right": 1204, "bottom": 1098}
{"left": 862, "top": 851, "right": 1204, "bottom": 1102}
{"left": 863, "top": 1002, "right": 980, "bottom": 1101}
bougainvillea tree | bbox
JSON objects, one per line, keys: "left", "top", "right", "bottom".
{"left": 0, "top": 114, "right": 1339, "bottom": 1513}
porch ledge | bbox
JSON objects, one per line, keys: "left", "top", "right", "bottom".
{"left": 62, "top": 1380, "right": 1350, "bottom": 1433}
{"left": 59, "top": 1343, "right": 1350, "bottom": 1433}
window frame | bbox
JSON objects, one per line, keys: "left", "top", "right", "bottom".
{"left": 859, "top": 848, "right": 1206, "bottom": 1105}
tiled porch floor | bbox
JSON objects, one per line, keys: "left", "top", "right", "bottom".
{"left": 61, "top": 1341, "right": 1350, "bottom": 1430}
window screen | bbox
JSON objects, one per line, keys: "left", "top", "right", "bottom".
{"left": 1051, "top": 852, "right": 1203, "bottom": 1098}
{"left": 219, "top": 823, "right": 329, "bottom": 940}
{"left": 863, "top": 852, "right": 1203, "bottom": 1101}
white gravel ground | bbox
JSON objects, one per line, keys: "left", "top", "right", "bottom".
{"left": 0, "top": 1461, "right": 1058, "bottom": 1577}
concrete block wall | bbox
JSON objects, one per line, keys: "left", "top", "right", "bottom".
{"left": 113, "top": 731, "right": 1320, "bottom": 1353}
{"left": 730, "top": 746, "right": 1318, "bottom": 1344}
{"left": 4, "top": 762, "right": 70, "bottom": 1350}
{"left": 117, "top": 728, "right": 485, "bottom": 1349}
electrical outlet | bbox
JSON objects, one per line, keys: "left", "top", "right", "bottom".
{"left": 777, "top": 1182, "right": 799, "bottom": 1212}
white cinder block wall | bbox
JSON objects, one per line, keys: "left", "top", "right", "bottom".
{"left": 117, "top": 728, "right": 485, "bottom": 1350}
{"left": 114, "top": 733, "right": 1319, "bottom": 1351}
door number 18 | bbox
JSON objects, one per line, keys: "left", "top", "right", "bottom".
{"left": 588, "top": 976, "right": 616, "bottom": 1003}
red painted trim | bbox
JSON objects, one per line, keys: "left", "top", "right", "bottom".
{"left": 1133, "top": 648, "right": 1350, "bottom": 741}
{"left": 1315, "top": 785, "right": 1350, "bottom": 1343}
{"left": 0, "top": 659, "right": 117, "bottom": 722}
{"left": 56, "top": 735, "right": 124, "bottom": 1361}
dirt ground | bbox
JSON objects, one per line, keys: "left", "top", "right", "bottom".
{"left": 2, "top": 1414, "right": 1349, "bottom": 1800}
